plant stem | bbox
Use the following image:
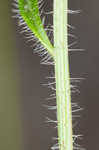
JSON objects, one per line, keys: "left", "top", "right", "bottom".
{"left": 54, "top": 0, "right": 73, "bottom": 150}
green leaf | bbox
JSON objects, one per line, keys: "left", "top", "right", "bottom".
{"left": 18, "top": 0, "right": 54, "bottom": 57}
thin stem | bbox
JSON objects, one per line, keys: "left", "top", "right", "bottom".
{"left": 54, "top": 0, "right": 73, "bottom": 150}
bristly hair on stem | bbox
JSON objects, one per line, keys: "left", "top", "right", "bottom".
{"left": 12, "top": 0, "right": 85, "bottom": 150}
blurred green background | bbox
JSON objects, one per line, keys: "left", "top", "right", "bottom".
{"left": 0, "top": 0, "right": 23, "bottom": 150}
{"left": 0, "top": 0, "right": 99, "bottom": 150}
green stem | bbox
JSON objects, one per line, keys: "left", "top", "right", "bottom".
{"left": 54, "top": 0, "right": 73, "bottom": 150}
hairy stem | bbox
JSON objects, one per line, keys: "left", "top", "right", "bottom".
{"left": 54, "top": 0, "right": 73, "bottom": 150}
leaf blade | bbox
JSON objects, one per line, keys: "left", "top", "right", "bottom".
{"left": 18, "top": 0, "right": 54, "bottom": 57}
